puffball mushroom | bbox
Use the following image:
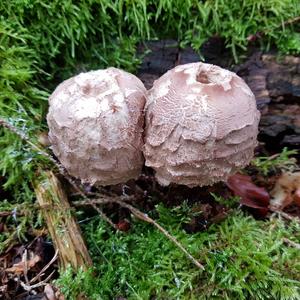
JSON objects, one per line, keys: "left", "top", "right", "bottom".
{"left": 143, "top": 62, "right": 260, "bottom": 187}
{"left": 47, "top": 68, "right": 146, "bottom": 186}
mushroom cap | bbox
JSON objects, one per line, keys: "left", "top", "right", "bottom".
{"left": 47, "top": 67, "right": 146, "bottom": 186}
{"left": 143, "top": 62, "right": 260, "bottom": 187}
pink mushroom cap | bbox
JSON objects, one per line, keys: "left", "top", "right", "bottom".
{"left": 47, "top": 68, "right": 146, "bottom": 186}
{"left": 143, "top": 62, "right": 261, "bottom": 187}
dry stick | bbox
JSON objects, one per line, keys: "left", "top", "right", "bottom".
{"left": 0, "top": 117, "right": 115, "bottom": 230}
{"left": 249, "top": 15, "right": 300, "bottom": 39}
{"left": 1, "top": 118, "right": 205, "bottom": 270}
{"left": 282, "top": 238, "right": 300, "bottom": 250}
{"left": 0, "top": 211, "right": 25, "bottom": 217}
{"left": 22, "top": 249, "right": 30, "bottom": 286}
{"left": 19, "top": 270, "right": 56, "bottom": 291}
{"left": 73, "top": 195, "right": 136, "bottom": 207}
{"left": 0, "top": 118, "right": 54, "bottom": 163}
{"left": 1, "top": 118, "right": 95, "bottom": 270}
{"left": 0, "top": 118, "right": 85, "bottom": 191}
{"left": 115, "top": 200, "right": 205, "bottom": 270}
{"left": 74, "top": 197, "right": 205, "bottom": 270}
{"left": 269, "top": 208, "right": 300, "bottom": 223}
{"left": 94, "top": 206, "right": 118, "bottom": 230}
{"left": 68, "top": 185, "right": 117, "bottom": 230}
{"left": 0, "top": 118, "right": 75, "bottom": 189}
{"left": 30, "top": 250, "right": 58, "bottom": 284}
{"left": 284, "top": 15, "right": 300, "bottom": 26}
{"left": 34, "top": 171, "right": 94, "bottom": 270}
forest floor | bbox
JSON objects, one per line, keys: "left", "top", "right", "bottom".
{"left": 1, "top": 40, "right": 300, "bottom": 300}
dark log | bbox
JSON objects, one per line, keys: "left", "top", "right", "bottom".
{"left": 138, "top": 41, "right": 300, "bottom": 150}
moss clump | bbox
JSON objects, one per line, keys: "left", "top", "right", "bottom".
{"left": 56, "top": 205, "right": 300, "bottom": 300}
{"left": 1, "top": 2, "right": 300, "bottom": 298}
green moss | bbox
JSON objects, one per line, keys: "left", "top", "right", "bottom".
{"left": 56, "top": 206, "right": 300, "bottom": 299}
{"left": 251, "top": 147, "right": 298, "bottom": 176}
{"left": 1, "top": 2, "right": 300, "bottom": 297}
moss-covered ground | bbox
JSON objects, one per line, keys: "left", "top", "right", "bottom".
{"left": 1, "top": 1, "right": 300, "bottom": 299}
{"left": 56, "top": 205, "right": 300, "bottom": 299}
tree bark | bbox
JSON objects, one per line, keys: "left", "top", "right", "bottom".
{"left": 34, "top": 171, "right": 92, "bottom": 271}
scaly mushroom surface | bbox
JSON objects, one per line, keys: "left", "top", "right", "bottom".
{"left": 47, "top": 68, "right": 146, "bottom": 186}
{"left": 143, "top": 62, "right": 261, "bottom": 187}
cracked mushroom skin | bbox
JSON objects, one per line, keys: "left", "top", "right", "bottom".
{"left": 143, "top": 62, "right": 260, "bottom": 187}
{"left": 47, "top": 68, "right": 146, "bottom": 186}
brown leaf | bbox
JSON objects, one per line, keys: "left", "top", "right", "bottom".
{"left": 295, "top": 189, "right": 300, "bottom": 206}
{"left": 43, "top": 284, "right": 65, "bottom": 300}
{"left": 44, "top": 284, "right": 57, "bottom": 300}
{"left": 227, "top": 174, "right": 270, "bottom": 217}
{"left": 5, "top": 251, "right": 41, "bottom": 275}
{"left": 116, "top": 220, "right": 131, "bottom": 232}
{"left": 270, "top": 172, "right": 300, "bottom": 210}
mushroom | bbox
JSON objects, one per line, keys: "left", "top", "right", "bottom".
{"left": 143, "top": 62, "right": 260, "bottom": 187}
{"left": 47, "top": 68, "right": 146, "bottom": 186}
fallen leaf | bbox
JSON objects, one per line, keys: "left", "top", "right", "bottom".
{"left": 44, "top": 284, "right": 57, "bottom": 300}
{"left": 227, "top": 174, "right": 270, "bottom": 217}
{"left": 116, "top": 219, "right": 131, "bottom": 232}
{"left": 5, "top": 251, "right": 41, "bottom": 275}
{"left": 270, "top": 172, "right": 300, "bottom": 210}
{"left": 0, "top": 285, "right": 7, "bottom": 293}
{"left": 295, "top": 189, "right": 300, "bottom": 206}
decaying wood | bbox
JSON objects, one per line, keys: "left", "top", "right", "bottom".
{"left": 138, "top": 41, "right": 300, "bottom": 109}
{"left": 137, "top": 42, "right": 300, "bottom": 150}
{"left": 137, "top": 38, "right": 229, "bottom": 89}
{"left": 34, "top": 171, "right": 92, "bottom": 271}
{"left": 235, "top": 53, "right": 300, "bottom": 150}
{"left": 236, "top": 53, "right": 300, "bottom": 108}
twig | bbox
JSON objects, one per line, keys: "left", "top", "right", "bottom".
{"left": 282, "top": 238, "right": 300, "bottom": 250}
{"left": 1, "top": 116, "right": 205, "bottom": 270}
{"left": 75, "top": 197, "right": 205, "bottom": 270}
{"left": 0, "top": 117, "right": 116, "bottom": 230}
{"left": 19, "top": 270, "right": 55, "bottom": 291}
{"left": 71, "top": 190, "right": 116, "bottom": 230}
{"left": 0, "top": 211, "right": 25, "bottom": 217}
{"left": 284, "top": 15, "right": 300, "bottom": 26}
{"left": 269, "top": 208, "right": 300, "bottom": 223}
{"left": 0, "top": 118, "right": 53, "bottom": 163}
{"left": 94, "top": 206, "right": 118, "bottom": 230}
{"left": 0, "top": 118, "right": 85, "bottom": 195}
{"left": 73, "top": 196, "right": 134, "bottom": 207}
{"left": 72, "top": 191, "right": 136, "bottom": 202}
{"left": 23, "top": 249, "right": 30, "bottom": 286}
{"left": 30, "top": 250, "right": 58, "bottom": 284}
{"left": 73, "top": 197, "right": 133, "bottom": 230}
{"left": 246, "top": 15, "right": 300, "bottom": 43}
{"left": 114, "top": 199, "right": 205, "bottom": 270}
